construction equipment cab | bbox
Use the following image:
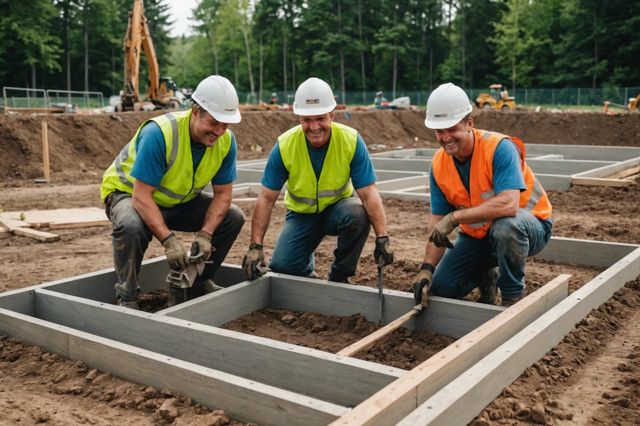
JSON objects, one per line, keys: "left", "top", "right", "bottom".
{"left": 475, "top": 84, "right": 516, "bottom": 111}
{"left": 116, "top": 0, "right": 180, "bottom": 112}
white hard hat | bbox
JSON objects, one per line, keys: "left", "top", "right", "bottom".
{"left": 191, "top": 75, "right": 241, "bottom": 124}
{"left": 425, "top": 83, "right": 473, "bottom": 129}
{"left": 293, "top": 77, "right": 337, "bottom": 116}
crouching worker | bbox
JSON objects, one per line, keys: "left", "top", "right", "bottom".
{"left": 242, "top": 77, "right": 394, "bottom": 283}
{"left": 100, "top": 75, "right": 245, "bottom": 309}
{"left": 412, "top": 83, "right": 552, "bottom": 308}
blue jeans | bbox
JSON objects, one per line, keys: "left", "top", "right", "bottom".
{"left": 269, "top": 197, "right": 370, "bottom": 282}
{"left": 106, "top": 192, "right": 245, "bottom": 302}
{"left": 431, "top": 208, "right": 552, "bottom": 300}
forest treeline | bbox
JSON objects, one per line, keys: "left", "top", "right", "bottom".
{"left": 1, "top": 0, "right": 638, "bottom": 100}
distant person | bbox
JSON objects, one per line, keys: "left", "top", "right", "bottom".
{"left": 373, "top": 91, "right": 388, "bottom": 109}
{"left": 412, "top": 83, "right": 552, "bottom": 307}
{"left": 242, "top": 77, "right": 394, "bottom": 283}
{"left": 270, "top": 92, "right": 279, "bottom": 105}
{"left": 100, "top": 75, "right": 245, "bottom": 309}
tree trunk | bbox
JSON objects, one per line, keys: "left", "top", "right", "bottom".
{"left": 357, "top": 0, "right": 366, "bottom": 104}
{"left": 84, "top": 0, "right": 89, "bottom": 96}
{"left": 338, "top": 0, "right": 346, "bottom": 104}
{"left": 282, "top": 30, "right": 287, "bottom": 95}
{"left": 259, "top": 37, "right": 263, "bottom": 102}
{"left": 241, "top": 23, "right": 255, "bottom": 96}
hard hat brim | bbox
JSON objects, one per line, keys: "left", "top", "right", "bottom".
{"left": 424, "top": 115, "right": 465, "bottom": 129}
{"left": 209, "top": 108, "right": 242, "bottom": 124}
{"left": 293, "top": 101, "right": 336, "bottom": 116}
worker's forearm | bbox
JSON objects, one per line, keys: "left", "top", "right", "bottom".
{"left": 423, "top": 241, "right": 446, "bottom": 266}
{"left": 201, "top": 192, "right": 232, "bottom": 235}
{"left": 363, "top": 196, "right": 388, "bottom": 237}
{"left": 250, "top": 196, "right": 276, "bottom": 245}
{"left": 132, "top": 196, "right": 170, "bottom": 241}
{"left": 452, "top": 192, "right": 518, "bottom": 224}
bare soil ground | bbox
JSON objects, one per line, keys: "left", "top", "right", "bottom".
{"left": 0, "top": 109, "right": 639, "bottom": 425}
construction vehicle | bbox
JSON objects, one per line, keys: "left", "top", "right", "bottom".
{"left": 475, "top": 84, "right": 516, "bottom": 111}
{"left": 604, "top": 93, "right": 639, "bottom": 114}
{"left": 116, "top": 0, "right": 180, "bottom": 112}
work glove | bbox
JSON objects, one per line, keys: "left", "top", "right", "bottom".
{"left": 374, "top": 236, "right": 394, "bottom": 267}
{"left": 161, "top": 233, "right": 189, "bottom": 270}
{"left": 411, "top": 263, "right": 434, "bottom": 307}
{"left": 191, "top": 230, "right": 213, "bottom": 261}
{"left": 242, "top": 243, "right": 267, "bottom": 280}
{"left": 429, "top": 212, "right": 459, "bottom": 249}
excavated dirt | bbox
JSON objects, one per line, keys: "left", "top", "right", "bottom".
{"left": 0, "top": 109, "right": 639, "bottom": 425}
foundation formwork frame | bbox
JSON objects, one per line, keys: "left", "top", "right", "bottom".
{"left": 0, "top": 237, "right": 638, "bottom": 425}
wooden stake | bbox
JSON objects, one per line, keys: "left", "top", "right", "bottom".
{"left": 42, "top": 120, "right": 50, "bottom": 182}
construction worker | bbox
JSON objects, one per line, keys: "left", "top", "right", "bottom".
{"left": 242, "top": 77, "right": 394, "bottom": 283}
{"left": 100, "top": 75, "right": 245, "bottom": 309}
{"left": 412, "top": 83, "right": 552, "bottom": 307}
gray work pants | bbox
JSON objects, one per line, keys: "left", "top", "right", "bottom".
{"left": 106, "top": 192, "right": 245, "bottom": 302}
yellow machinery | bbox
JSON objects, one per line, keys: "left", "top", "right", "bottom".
{"left": 475, "top": 84, "right": 516, "bottom": 111}
{"left": 603, "top": 93, "right": 639, "bottom": 114}
{"left": 116, "top": 0, "right": 180, "bottom": 112}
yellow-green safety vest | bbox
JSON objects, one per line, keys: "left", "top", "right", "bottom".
{"left": 100, "top": 110, "right": 232, "bottom": 207}
{"left": 279, "top": 122, "right": 357, "bottom": 213}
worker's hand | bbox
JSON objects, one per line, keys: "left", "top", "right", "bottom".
{"left": 411, "top": 264, "right": 434, "bottom": 307}
{"left": 162, "top": 233, "right": 189, "bottom": 270}
{"left": 191, "top": 230, "right": 213, "bottom": 261}
{"left": 242, "top": 243, "right": 267, "bottom": 280}
{"left": 429, "top": 212, "right": 458, "bottom": 249}
{"left": 374, "top": 236, "right": 394, "bottom": 267}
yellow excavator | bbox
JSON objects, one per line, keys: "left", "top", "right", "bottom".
{"left": 116, "top": 0, "right": 180, "bottom": 112}
{"left": 475, "top": 84, "right": 516, "bottom": 111}
{"left": 604, "top": 93, "right": 639, "bottom": 114}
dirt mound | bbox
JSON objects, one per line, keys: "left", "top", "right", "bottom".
{"left": 1, "top": 109, "right": 638, "bottom": 184}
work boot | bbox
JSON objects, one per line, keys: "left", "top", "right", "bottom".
{"left": 196, "top": 279, "right": 225, "bottom": 295}
{"left": 501, "top": 295, "right": 522, "bottom": 307}
{"left": 116, "top": 296, "right": 140, "bottom": 310}
{"left": 477, "top": 267, "right": 498, "bottom": 305}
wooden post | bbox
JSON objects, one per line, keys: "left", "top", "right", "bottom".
{"left": 42, "top": 120, "right": 50, "bottom": 182}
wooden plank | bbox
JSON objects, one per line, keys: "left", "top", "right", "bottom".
{"left": 399, "top": 248, "right": 640, "bottom": 425}
{"left": 330, "top": 274, "right": 570, "bottom": 426}
{"left": 0, "top": 309, "right": 346, "bottom": 425}
{"left": 338, "top": 308, "right": 419, "bottom": 357}
{"left": 606, "top": 164, "right": 640, "bottom": 179}
{"left": 12, "top": 227, "right": 59, "bottom": 241}
{"left": 33, "top": 289, "right": 401, "bottom": 406}
{"left": 571, "top": 176, "right": 633, "bottom": 187}
{"left": 269, "top": 274, "right": 503, "bottom": 338}
{"left": 536, "top": 236, "right": 638, "bottom": 268}
{"left": 0, "top": 207, "right": 109, "bottom": 228}
{"left": 0, "top": 216, "right": 16, "bottom": 232}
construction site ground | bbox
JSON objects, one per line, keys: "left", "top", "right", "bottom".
{"left": 0, "top": 110, "right": 639, "bottom": 425}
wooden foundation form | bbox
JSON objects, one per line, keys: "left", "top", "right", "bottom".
{"left": 0, "top": 236, "right": 638, "bottom": 425}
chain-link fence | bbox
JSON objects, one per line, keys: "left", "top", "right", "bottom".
{"left": 240, "top": 87, "right": 640, "bottom": 108}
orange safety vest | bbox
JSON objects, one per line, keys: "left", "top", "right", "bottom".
{"left": 431, "top": 128, "right": 552, "bottom": 239}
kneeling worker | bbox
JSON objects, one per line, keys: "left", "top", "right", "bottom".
{"left": 412, "top": 83, "right": 552, "bottom": 307}
{"left": 242, "top": 77, "right": 394, "bottom": 282}
{"left": 101, "top": 75, "right": 245, "bottom": 309}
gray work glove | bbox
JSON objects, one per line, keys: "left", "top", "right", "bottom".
{"left": 161, "top": 233, "right": 189, "bottom": 270}
{"left": 191, "top": 230, "right": 213, "bottom": 261}
{"left": 411, "top": 263, "right": 434, "bottom": 307}
{"left": 242, "top": 243, "right": 267, "bottom": 280}
{"left": 429, "top": 212, "right": 458, "bottom": 249}
{"left": 374, "top": 236, "right": 394, "bottom": 267}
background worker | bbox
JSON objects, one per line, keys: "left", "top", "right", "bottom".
{"left": 412, "top": 83, "right": 553, "bottom": 307}
{"left": 242, "top": 77, "right": 394, "bottom": 282}
{"left": 100, "top": 75, "right": 245, "bottom": 309}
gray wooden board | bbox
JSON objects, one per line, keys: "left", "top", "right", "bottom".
{"left": 375, "top": 170, "right": 426, "bottom": 180}
{"left": 0, "top": 290, "right": 35, "bottom": 315}
{"left": 535, "top": 173, "right": 572, "bottom": 190}
{"left": 376, "top": 175, "right": 428, "bottom": 191}
{"left": 269, "top": 274, "right": 502, "bottom": 338}
{"left": 236, "top": 169, "right": 264, "bottom": 182}
{"left": 572, "top": 156, "right": 640, "bottom": 178}
{"left": 371, "top": 158, "right": 431, "bottom": 173}
{"left": 379, "top": 191, "right": 429, "bottom": 203}
{"left": 536, "top": 236, "right": 639, "bottom": 268}
{"left": 398, "top": 247, "right": 640, "bottom": 425}
{"left": 32, "top": 289, "right": 401, "bottom": 406}
{"left": 1, "top": 315, "right": 346, "bottom": 426}
{"left": 160, "top": 277, "right": 270, "bottom": 324}
{"left": 526, "top": 158, "right": 613, "bottom": 174}
{"left": 524, "top": 144, "right": 640, "bottom": 161}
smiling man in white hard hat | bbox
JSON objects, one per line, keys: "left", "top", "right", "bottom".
{"left": 412, "top": 82, "right": 553, "bottom": 308}
{"left": 242, "top": 77, "right": 393, "bottom": 283}
{"left": 101, "top": 75, "right": 245, "bottom": 309}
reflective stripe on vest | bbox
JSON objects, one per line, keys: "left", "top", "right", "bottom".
{"left": 100, "top": 110, "right": 232, "bottom": 207}
{"left": 279, "top": 122, "right": 357, "bottom": 213}
{"left": 431, "top": 128, "right": 552, "bottom": 239}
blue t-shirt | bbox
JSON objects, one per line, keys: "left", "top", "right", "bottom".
{"left": 429, "top": 139, "right": 526, "bottom": 215}
{"left": 130, "top": 122, "right": 237, "bottom": 187}
{"left": 261, "top": 133, "right": 376, "bottom": 191}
